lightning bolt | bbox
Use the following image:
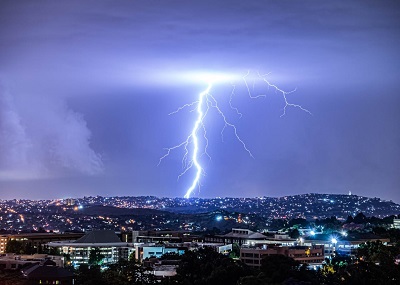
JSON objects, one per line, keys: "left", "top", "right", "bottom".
{"left": 184, "top": 84, "right": 211, "bottom": 198}
{"left": 159, "top": 71, "right": 311, "bottom": 198}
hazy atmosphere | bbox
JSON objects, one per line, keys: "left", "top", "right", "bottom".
{"left": 0, "top": 0, "right": 399, "bottom": 201}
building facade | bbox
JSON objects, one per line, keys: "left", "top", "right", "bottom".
{"left": 0, "top": 232, "right": 85, "bottom": 254}
{"left": 240, "top": 245, "right": 324, "bottom": 268}
{"left": 48, "top": 230, "right": 134, "bottom": 267}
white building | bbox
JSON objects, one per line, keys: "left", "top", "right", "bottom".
{"left": 393, "top": 218, "right": 400, "bottom": 229}
{"left": 48, "top": 230, "right": 134, "bottom": 267}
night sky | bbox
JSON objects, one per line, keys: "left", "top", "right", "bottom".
{"left": 0, "top": 1, "right": 399, "bottom": 202}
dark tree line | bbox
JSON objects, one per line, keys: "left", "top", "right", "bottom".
{"left": 75, "top": 258, "right": 157, "bottom": 285}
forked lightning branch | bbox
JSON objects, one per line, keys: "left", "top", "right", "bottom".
{"left": 158, "top": 71, "right": 311, "bottom": 198}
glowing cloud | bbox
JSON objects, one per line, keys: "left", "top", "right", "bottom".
{"left": 159, "top": 71, "right": 311, "bottom": 198}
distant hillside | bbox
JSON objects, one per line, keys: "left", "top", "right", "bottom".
{"left": 163, "top": 205, "right": 219, "bottom": 214}
{"left": 150, "top": 193, "right": 400, "bottom": 218}
{"left": 81, "top": 205, "right": 167, "bottom": 216}
{"left": 71, "top": 193, "right": 400, "bottom": 219}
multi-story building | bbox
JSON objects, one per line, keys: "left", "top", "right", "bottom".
{"left": 48, "top": 230, "right": 134, "bottom": 267}
{"left": 132, "top": 230, "right": 199, "bottom": 243}
{"left": 0, "top": 235, "right": 7, "bottom": 253}
{"left": 134, "top": 244, "right": 187, "bottom": 262}
{"left": 0, "top": 254, "right": 63, "bottom": 270}
{"left": 303, "top": 233, "right": 390, "bottom": 257}
{"left": 0, "top": 232, "right": 85, "bottom": 254}
{"left": 205, "top": 228, "right": 296, "bottom": 246}
{"left": 393, "top": 218, "right": 400, "bottom": 229}
{"left": 240, "top": 245, "right": 324, "bottom": 268}
{"left": 134, "top": 242, "right": 232, "bottom": 262}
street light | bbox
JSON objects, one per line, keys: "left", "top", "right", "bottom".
{"left": 331, "top": 237, "right": 338, "bottom": 258}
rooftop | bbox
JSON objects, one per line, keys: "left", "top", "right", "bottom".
{"left": 74, "top": 230, "right": 121, "bottom": 243}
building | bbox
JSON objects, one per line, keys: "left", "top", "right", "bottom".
{"left": 205, "top": 228, "right": 268, "bottom": 246}
{"left": 64, "top": 198, "right": 75, "bottom": 206}
{"left": 48, "top": 230, "right": 134, "bottom": 267}
{"left": 0, "top": 232, "right": 85, "bottom": 254}
{"left": 0, "top": 254, "right": 63, "bottom": 270}
{"left": 135, "top": 242, "right": 231, "bottom": 262}
{"left": 393, "top": 218, "right": 400, "bottom": 229}
{"left": 240, "top": 245, "right": 324, "bottom": 268}
{"left": 144, "top": 259, "right": 179, "bottom": 279}
{"left": 135, "top": 244, "right": 187, "bottom": 262}
{"left": 205, "top": 228, "right": 296, "bottom": 247}
{"left": 131, "top": 230, "right": 199, "bottom": 243}
{"left": 303, "top": 233, "right": 390, "bottom": 257}
{"left": 21, "top": 259, "right": 74, "bottom": 285}
{"left": 0, "top": 235, "right": 7, "bottom": 253}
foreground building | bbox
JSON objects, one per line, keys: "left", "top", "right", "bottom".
{"left": 0, "top": 232, "right": 85, "bottom": 254}
{"left": 0, "top": 254, "right": 63, "bottom": 270}
{"left": 48, "top": 230, "right": 134, "bottom": 266}
{"left": 131, "top": 230, "right": 200, "bottom": 243}
{"left": 240, "top": 245, "right": 325, "bottom": 268}
{"left": 303, "top": 232, "right": 390, "bottom": 257}
{"left": 205, "top": 228, "right": 296, "bottom": 246}
{"left": 21, "top": 259, "right": 74, "bottom": 285}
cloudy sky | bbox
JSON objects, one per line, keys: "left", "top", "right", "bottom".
{"left": 0, "top": 0, "right": 399, "bottom": 201}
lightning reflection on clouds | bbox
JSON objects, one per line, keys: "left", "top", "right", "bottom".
{"left": 158, "top": 71, "right": 311, "bottom": 198}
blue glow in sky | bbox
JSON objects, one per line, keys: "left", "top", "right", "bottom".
{"left": 0, "top": 0, "right": 399, "bottom": 201}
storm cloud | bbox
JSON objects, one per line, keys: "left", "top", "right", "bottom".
{"left": 0, "top": 86, "right": 103, "bottom": 180}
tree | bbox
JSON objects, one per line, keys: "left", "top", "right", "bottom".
{"left": 237, "top": 273, "right": 267, "bottom": 285}
{"left": 5, "top": 240, "right": 23, "bottom": 254}
{"left": 88, "top": 247, "right": 104, "bottom": 266}
{"left": 75, "top": 258, "right": 158, "bottom": 285}
{"left": 345, "top": 215, "right": 354, "bottom": 224}
{"left": 75, "top": 264, "right": 106, "bottom": 285}
{"left": 23, "top": 243, "right": 36, "bottom": 255}
{"left": 229, "top": 243, "right": 241, "bottom": 258}
{"left": 288, "top": 218, "right": 308, "bottom": 228}
{"left": 259, "top": 255, "right": 318, "bottom": 284}
{"left": 160, "top": 252, "right": 182, "bottom": 260}
{"left": 372, "top": 226, "right": 387, "bottom": 236}
{"left": 357, "top": 240, "right": 395, "bottom": 266}
{"left": 260, "top": 255, "right": 300, "bottom": 283}
{"left": 338, "top": 261, "right": 399, "bottom": 285}
{"left": 353, "top": 212, "right": 367, "bottom": 224}
{"left": 103, "top": 258, "right": 157, "bottom": 285}
{"left": 173, "top": 246, "right": 252, "bottom": 285}
{"left": 48, "top": 246, "right": 61, "bottom": 256}
{"left": 269, "top": 219, "right": 288, "bottom": 230}
{"left": 289, "top": 228, "right": 300, "bottom": 239}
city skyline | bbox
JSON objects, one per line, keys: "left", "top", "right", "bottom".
{"left": 0, "top": 1, "right": 399, "bottom": 201}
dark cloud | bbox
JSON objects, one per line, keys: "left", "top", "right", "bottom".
{"left": 0, "top": 86, "right": 103, "bottom": 181}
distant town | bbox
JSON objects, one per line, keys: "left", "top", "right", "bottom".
{"left": 1, "top": 193, "right": 399, "bottom": 233}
